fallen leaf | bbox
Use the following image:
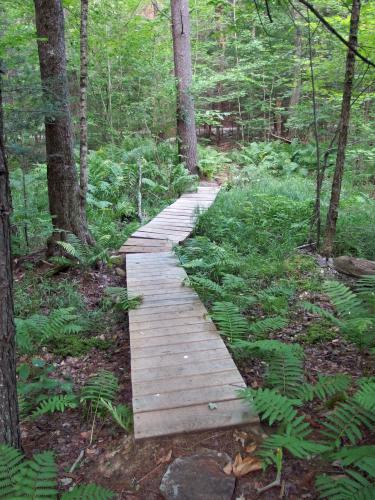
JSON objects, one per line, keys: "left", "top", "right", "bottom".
{"left": 245, "top": 442, "right": 257, "bottom": 454}
{"left": 233, "top": 430, "right": 248, "bottom": 447}
{"left": 232, "top": 453, "right": 262, "bottom": 478}
{"left": 223, "top": 462, "right": 233, "bottom": 475}
{"left": 156, "top": 449, "right": 172, "bottom": 465}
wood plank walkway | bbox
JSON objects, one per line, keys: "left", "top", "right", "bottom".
{"left": 121, "top": 185, "right": 258, "bottom": 440}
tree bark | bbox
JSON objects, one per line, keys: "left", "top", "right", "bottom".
{"left": 0, "top": 69, "right": 21, "bottom": 449}
{"left": 79, "top": 0, "right": 90, "bottom": 223}
{"left": 322, "top": 0, "right": 361, "bottom": 256}
{"left": 170, "top": 0, "right": 198, "bottom": 175}
{"left": 34, "top": 0, "right": 92, "bottom": 254}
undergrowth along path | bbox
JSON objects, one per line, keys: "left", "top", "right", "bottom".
{"left": 121, "top": 184, "right": 258, "bottom": 440}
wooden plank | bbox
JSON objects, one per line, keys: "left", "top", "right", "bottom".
{"left": 119, "top": 245, "right": 171, "bottom": 254}
{"left": 130, "top": 330, "right": 220, "bottom": 349}
{"left": 132, "top": 348, "right": 230, "bottom": 370}
{"left": 130, "top": 316, "right": 213, "bottom": 332}
{"left": 132, "top": 357, "right": 238, "bottom": 383}
{"left": 129, "top": 303, "right": 207, "bottom": 322}
{"left": 133, "top": 383, "right": 246, "bottom": 413}
{"left": 132, "top": 370, "right": 244, "bottom": 397}
{"left": 132, "top": 338, "right": 225, "bottom": 358}
{"left": 134, "top": 399, "right": 258, "bottom": 440}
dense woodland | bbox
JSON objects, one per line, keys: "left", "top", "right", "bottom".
{"left": 0, "top": 0, "right": 374, "bottom": 498}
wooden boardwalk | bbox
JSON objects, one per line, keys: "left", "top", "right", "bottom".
{"left": 121, "top": 185, "right": 258, "bottom": 440}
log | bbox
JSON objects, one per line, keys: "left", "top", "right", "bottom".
{"left": 333, "top": 256, "right": 375, "bottom": 277}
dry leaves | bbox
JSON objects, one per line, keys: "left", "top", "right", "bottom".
{"left": 156, "top": 449, "right": 172, "bottom": 465}
{"left": 223, "top": 453, "right": 262, "bottom": 478}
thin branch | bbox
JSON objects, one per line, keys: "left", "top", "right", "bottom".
{"left": 296, "top": 0, "right": 375, "bottom": 68}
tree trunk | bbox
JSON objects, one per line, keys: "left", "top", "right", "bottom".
{"left": 170, "top": 0, "right": 198, "bottom": 175}
{"left": 79, "top": 0, "right": 90, "bottom": 223}
{"left": 34, "top": 0, "right": 92, "bottom": 254}
{"left": 322, "top": 0, "right": 361, "bottom": 256}
{"left": 0, "top": 70, "right": 21, "bottom": 449}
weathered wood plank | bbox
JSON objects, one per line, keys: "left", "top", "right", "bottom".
{"left": 134, "top": 399, "right": 258, "bottom": 440}
{"left": 133, "top": 384, "right": 246, "bottom": 413}
{"left": 132, "top": 338, "right": 225, "bottom": 358}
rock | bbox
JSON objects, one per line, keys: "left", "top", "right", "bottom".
{"left": 60, "top": 478, "right": 73, "bottom": 486}
{"left": 160, "top": 450, "right": 235, "bottom": 500}
{"left": 334, "top": 256, "right": 375, "bottom": 277}
{"left": 115, "top": 267, "right": 126, "bottom": 277}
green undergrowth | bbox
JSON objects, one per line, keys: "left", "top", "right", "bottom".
{"left": 178, "top": 167, "right": 375, "bottom": 497}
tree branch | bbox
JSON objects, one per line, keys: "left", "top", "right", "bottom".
{"left": 296, "top": 0, "right": 375, "bottom": 68}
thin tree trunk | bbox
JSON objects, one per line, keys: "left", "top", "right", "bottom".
{"left": 79, "top": 0, "right": 89, "bottom": 216}
{"left": 34, "top": 0, "right": 92, "bottom": 254}
{"left": 288, "top": 10, "right": 302, "bottom": 132}
{"left": 171, "top": 0, "right": 198, "bottom": 175}
{"left": 323, "top": 0, "right": 361, "bottom": 256}
{"left": 307, "top": 11, "right": 322, "bottom": 247}
{"left": 0, "top": 68, "right": 21, "bottom": 449}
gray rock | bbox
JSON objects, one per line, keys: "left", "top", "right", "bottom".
{"left": 115, "top": 267, "right": 126, "bottom": 277}
{"left": 160, "top": 450, "right": 234, "bottom": 500}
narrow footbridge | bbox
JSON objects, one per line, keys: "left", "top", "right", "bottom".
{"left": 120, "top": 185, "right": 258, "bottom": 440}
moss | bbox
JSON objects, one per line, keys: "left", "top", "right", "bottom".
{"left": 300, "top": 321, "right": 337, "bottom": 345}
{"left": 46, "top": 335, "right": 112, "bottom": 357}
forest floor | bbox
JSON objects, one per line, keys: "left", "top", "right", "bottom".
{"left": 15, "top": 250, "right": 375, "bottom": 500}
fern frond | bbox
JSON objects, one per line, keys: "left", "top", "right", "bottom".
{"left": 354, "top": 378, "right": 375, "bottom": 412}
{"left": 104, "top": 287, "right": 142, "bottom": 311}
{"left": 81, "top": 371, "right": 119, "bottom": 409}
{"left": 211, "top": 301, "right": 249, "bottom": 342}
{"left": 321, "top": 400, "right": 375, "bottom": 446}
{"left": 260, "top": 433, "right": 329, "bottom": 459}
{"left": 301, "top": 374, "right": 351, "bottom": 402}
{"left": 32, "top": 395, "right": 78, "bottom": 419}
{"left": 332, "top": 446, "right": 375, "bottom": 476}
{"left": 301, "top": 301, "right": 338, "bottom": 323}
{"left": 241, "top": 387, "right": 300, "bottom": 426}
{"left": 234, "top": 339, "right": 304, "bottom": 397}
{"left": 0, "top": 445, "right": 23, "bottom": 498}
{"left": 187, "top": 276, "right": 224, "bottom": 301}
{"left": 99, "top": 399, "right": 133, "bottom": 432}
{"left": 316, "top": 472, "right": 375, "bottom": 500}
{"left": 248, "top": 316, "right": 288, "bottom": 336}
{"left": 15, "top": 451, "right": 57, "bottom": 499}
{"left": 323, "top": 281, "right": 366, "bottom": 318}
{"left": 356, "top": 275, "right": 375, "bottom": 293}
{"left": 61, "top": 483, "right": 115, "bottom": 499}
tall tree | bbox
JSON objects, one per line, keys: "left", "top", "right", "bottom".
{"left": 171, "top": 0, "right": 198, "bottom": 175}
{"left": 0, "top": 67, "right": 21, "bottom": 449}
{"left": 34, "top": 0, "right": 92, "bottom": 254}
{"left": 79, "top": 0, "right": 90, "bottom": 219}
{"left": 322, "top": 0, "right": 361, "bottom": 256}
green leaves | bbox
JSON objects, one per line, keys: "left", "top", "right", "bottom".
{"left": 241, "top": 387, "right": 300, "bottom": 426}
{"left": 211, "top": 301, "right": 249, "bottom": 342}
{"left": 0, "top": 445, "right": 114, "bottom": 499}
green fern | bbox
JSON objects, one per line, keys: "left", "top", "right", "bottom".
{"left": 15, "top": 451, "right": 57, "bottom": 499}
{"left": 323, "top": 281, "right": 366, "bottom": 318}
{"left": 61, "top": 484, "right": 115, "bottom": 499}
{"left": 211, "top": 301, "right": 249, "bottom": 342}
{"left": 261, "top": 433, "right": 329, "bottom": 460}
{"left": 316, "top": 472, "right": 375, "bottom": 500}
{"left": 32, "top": 394, "right": 78, "bottom": 419}
{"left": 99, "top": 399, "right": 133, "bottom": 432}
{"left": 55, "top": 233, "right": 109, "bottom": 268}
{"left": 320, "top": 400, "right": 375, "bottom": 446}
{"left": 186, "top": 276, "right": 225, "bottom": 301}
{"left": 80, "top": 370, "right": 119, "bottom": 411}
{"left": 301, "top": 374, "right": 352, "bottom": 402}
{"left": 248, "top": 316, "right": 288, "bottom": 337}
{"left": 354, "top": 378, "right": 375, "bottom": 412}
{"left": 234, "top": 339, "right": 304, "bottom": 397}
{"left": 104, "top": 287, "right": 142, "bottom": 311}
{"left": 0, "top": 445, "right": 114, "bottom": 499}
{"left": 0, "top": 445, "right": 23, "bottom": 498}
{"left": 241, "top": 387, "right": 300, "bottom": 426}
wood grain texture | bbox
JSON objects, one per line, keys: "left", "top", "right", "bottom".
{"left": 123, "top": 185, "right": 258, "bottom": 439}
